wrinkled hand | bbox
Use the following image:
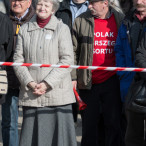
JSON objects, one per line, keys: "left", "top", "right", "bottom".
{"left": 33, "top": 82, "right": 49, "bottom": 95}
{"left": 28, "top": 82, "right": 37, "bottom": 90}
{"left": 28, "top": 82, "right": 49, "bottom": 96}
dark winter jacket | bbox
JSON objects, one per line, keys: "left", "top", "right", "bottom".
{"left": 6, "top": 6, "right": 35, "bottom": 89}
{"left": 0, "top": 12, "right": 13, "bottom": 69}
{"left": 55, "top": 0, "right": 72, "bottom": 29}
{"left": 135, "top": 30, "right": 146, "bottom": 79}
{"left": 114, "top": 9, "right": 146, "bottom": 102}
{"left": 56, "top": 0, "right": 88, "bottom": 30}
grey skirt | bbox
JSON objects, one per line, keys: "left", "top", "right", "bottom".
{"left": 19, "top": 105, "right": 77, "bottom": 146}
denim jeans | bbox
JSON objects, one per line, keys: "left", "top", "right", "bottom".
{"left": 1, "top": 88, "right": 19, "bottom": 146}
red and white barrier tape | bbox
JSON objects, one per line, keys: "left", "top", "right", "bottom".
{"left": 1, "top": 62, "right": 146, "bottom": 72}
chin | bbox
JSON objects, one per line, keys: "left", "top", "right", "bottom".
{"left": 12, "top": 9, "right": 22, "bottom": 13}
{"left": 38, "top": 15, "right": 46, "bottom": 18}
{"left": 38, "top": 16, "right": 47, "bottom": 19}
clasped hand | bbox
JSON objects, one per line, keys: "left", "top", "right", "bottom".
{"left": 28, "top": 82, "right": 49, "bottom": 96}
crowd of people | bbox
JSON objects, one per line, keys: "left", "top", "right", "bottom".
{"left": 0, "top": 0, "right": 145, "bottom": 146}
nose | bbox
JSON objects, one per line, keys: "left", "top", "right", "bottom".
{"left": 40, "top": 4, "right": 46, "bottom": 10}
{"left": 137, "top": 0, "right": 142, "bottom": 4}
{"left": 15, "top": 0, "right": 19, "bottom": 4}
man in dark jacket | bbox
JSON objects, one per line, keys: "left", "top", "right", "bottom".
{"left": 72, "top": 0, "right": 124, "bottom": 146}
{"left": 114, "top": 0, "right": 146, "bottom": 145}
{"left": 0, "top": 12, "right": 13, "bottom": 103}
{"left": 56, "top": 0, "right": 88, "bottom": 124}
{"left": 56, "top": 0, "right": 88, "bottom": 29}
{"left": 1, "top": 0, "right": 35, "bottom": 146}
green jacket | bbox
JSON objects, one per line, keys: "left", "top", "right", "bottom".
{"left": 72, "top": 8, "right": 124, "bottom": 89}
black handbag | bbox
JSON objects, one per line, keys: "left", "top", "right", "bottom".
{"left": 126, "top": 77, "right": 146, "bottom": 114}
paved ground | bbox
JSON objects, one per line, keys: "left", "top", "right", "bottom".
{"left": 0, "top": 106, "right": 82, "bottom": 146}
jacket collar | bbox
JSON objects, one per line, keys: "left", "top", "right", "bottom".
{"left": 83, "top": 10, "right": 93, "bottom": 22}
{"left": 14, "top": 8, "right": 29, "bottom": 21}
{"left": 110, "top": 7, "right": 125, "bottom": 30}
{"left": 28, "top": 15, "right": 59, "bottom": 31}
{"left": 10, "top": 5, "right": 35, "bottom": 25}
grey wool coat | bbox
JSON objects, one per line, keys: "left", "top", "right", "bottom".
{"left": 13, "top": 15, "right": 76, "bottom": 107}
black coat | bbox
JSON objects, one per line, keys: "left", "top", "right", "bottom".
{"left": 135, "top": 30, "right": 146, "bottom": 80}
{"left": 55, "top": 0, "right": 72, "bottom": 29}
{"left": 0, "top": 12, "right": 13, "bottom": 69}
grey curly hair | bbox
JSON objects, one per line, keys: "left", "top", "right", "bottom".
{"left": 37, "top": 0, "right": 60, "bottom": 13}
{"left": 51, "top": 0, "right": 60, "bottom": 12}
{"left": 0, "top": 0, "right": 6, "bottom": 14}
{"left": 108, "top": 0, "right": 123, "bottom": 14}
{"left": 88, "top": 0, "right": 123, "bottom": 14}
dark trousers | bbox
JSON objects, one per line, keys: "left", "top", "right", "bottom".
{"left": 79, "top": 75, "right": 122, "bottom": 146}
{"left": 72, "top": 103, "right": 78, "bottom": 122}
{"left": 121, "top": 110, "right": 127, "bottom": 146}
{"left": 125, "top": 111, "right": 144, "bottom": 146}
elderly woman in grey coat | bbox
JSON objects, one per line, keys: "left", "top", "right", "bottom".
{"left": 13, "top": 0, "right": 77, "bottom": 146}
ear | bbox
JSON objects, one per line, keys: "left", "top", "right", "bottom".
{"left": 27, "top": 0, "right": 32, "bottom": 8}
{"left": 51, "top": 9, "right": 55, "bottom": 15}
{"left": 103, "top": 0, "right": 109, "bottom": 6}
